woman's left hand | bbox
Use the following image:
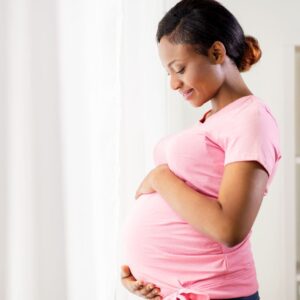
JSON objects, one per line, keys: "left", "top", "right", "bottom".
{"left": 135, "top": 164, "right": 170, "bottom": 200}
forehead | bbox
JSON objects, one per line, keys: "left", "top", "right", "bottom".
{"left": 158, "top": 36, "right": 196, "bottom": 67}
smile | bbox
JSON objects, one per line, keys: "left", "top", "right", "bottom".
{"left": 182, "top": 89, "right": 194, "bottom": 99}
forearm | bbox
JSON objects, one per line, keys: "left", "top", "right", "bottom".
{"left": 152, "top": 168, "right": 233, "bottom": 246}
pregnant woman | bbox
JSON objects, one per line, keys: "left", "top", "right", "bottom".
{"left": 121, "top": 0, "right": 282, "bottom": 299}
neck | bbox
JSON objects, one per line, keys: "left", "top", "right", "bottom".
{"left": 210, "top": 62, "right": 252, "bottom": 114}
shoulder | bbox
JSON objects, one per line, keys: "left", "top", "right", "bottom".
{"left": 231, "top": 95, "right": 276, "bottom": 120}
{"left": 221, "top": 95, "right": 280, "bottom": 134}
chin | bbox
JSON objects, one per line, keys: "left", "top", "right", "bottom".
{"left": 190, "top": 102, "right": 202, "bottom": 108}
{"left": 191, "top": 97, "right": 207, "bottom": 108}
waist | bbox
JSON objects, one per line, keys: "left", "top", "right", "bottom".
{"left": 213, "top": 291, "right": 260, "bottom": 300}
{"left": 165, "top": 290, "right": 259, "bottom": 300}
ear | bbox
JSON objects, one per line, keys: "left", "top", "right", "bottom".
{"left": 208, "top": 41, "right": 226, "bottom": 64}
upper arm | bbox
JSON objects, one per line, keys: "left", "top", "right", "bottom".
{"left": 218, "top": 160, "right": 269, "bottom": 247}
{"left": 216, "top": 103, "right": 282, "bottom": 247}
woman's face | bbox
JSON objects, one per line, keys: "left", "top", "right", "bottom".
{"left": 158, "top": 36, "right": 225, "bottom": 107}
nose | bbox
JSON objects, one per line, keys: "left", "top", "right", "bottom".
{"left": 169, "top": 74, "right": 183, "bottom": 91}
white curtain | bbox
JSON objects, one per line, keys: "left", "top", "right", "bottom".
{"left": 0, "top": 0, "right": 169, "bottom": 299}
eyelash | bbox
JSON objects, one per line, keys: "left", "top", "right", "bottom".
{"left": 177, "top": 68, "right": 185, "bottom": 74}
{"left": 167, "top": 68, "right": 185, "bottom": 76}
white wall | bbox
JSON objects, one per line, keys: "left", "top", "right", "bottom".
{"left": 164, "top": 1, "right": 299, "bottom": 299}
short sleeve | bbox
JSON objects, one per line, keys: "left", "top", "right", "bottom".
{"left": 222, "top": 103, "right": 282, "bottom": 180}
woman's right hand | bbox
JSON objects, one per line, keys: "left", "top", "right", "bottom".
{"left": 120, "top": 265, "right": 162, "bottom": 299}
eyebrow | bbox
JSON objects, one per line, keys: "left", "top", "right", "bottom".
{"left": 167, "top": 59, "right": 180, "bottom": 68}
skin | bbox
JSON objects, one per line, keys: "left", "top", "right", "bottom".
{"left": 121, "top": 265, "right": 162, "bottom": 299}
{"left": 158, "top": 36, "right": 252, "bottom": 113}
{"left": 121, "top": 36, "right": 269, "bottom": 298}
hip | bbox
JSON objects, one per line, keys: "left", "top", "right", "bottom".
{"left": 211, "top": 291, "right": 260, "bottom": 300}
{"left": 171, "top": 290, "right": 260, "bottom": 300}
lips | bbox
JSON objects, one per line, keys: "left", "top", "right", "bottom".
{"left": 181, "top": 88, "right": 194, "bottom": 99}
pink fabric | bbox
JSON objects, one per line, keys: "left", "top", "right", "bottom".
{"left": 165, "top": 288, "right": 210, "bottom": 299}
{"left": 164, "top": 288, "right": 211, "bottom": 299}
{"left": 122, "top": 95, "right": 282, "bottom": 299}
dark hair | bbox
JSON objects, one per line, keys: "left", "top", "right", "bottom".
{"left": 156, "top": 0, "right": 261, "bottom": 72}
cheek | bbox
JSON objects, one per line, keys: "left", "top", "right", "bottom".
{"left": 197, "top": 66, "right": 224, "bottom": 92}
{"left": 189, "top": 66, "right": 224, "bottom": 100}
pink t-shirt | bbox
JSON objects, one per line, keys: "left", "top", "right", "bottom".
{"left": 122, "top": 95, "right": 282, "bottom": 299}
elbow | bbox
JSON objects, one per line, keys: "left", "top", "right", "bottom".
{"left": 222, "top": 236, "right": 243, "bottom": 248}
{"left": 219, "top": 228, "right": 247, "bottom": 248}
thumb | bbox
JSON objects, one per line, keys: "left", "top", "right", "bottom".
{"left": 121, "top": 265, "right": 131, "bottom": 278}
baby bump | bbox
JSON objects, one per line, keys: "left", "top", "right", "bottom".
{"left": 122, "top": 192, "right": 228, "bottom": 296}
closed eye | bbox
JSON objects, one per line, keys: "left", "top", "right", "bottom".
{"left": 177, "top": 68, "right": 185, "bottom": 74}
{"left": 166, "top": 68, "right": 185, "bottom": 76}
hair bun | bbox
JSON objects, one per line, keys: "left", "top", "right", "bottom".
{"left": 239, "top": 36, "right": 262, "bottom": 72}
